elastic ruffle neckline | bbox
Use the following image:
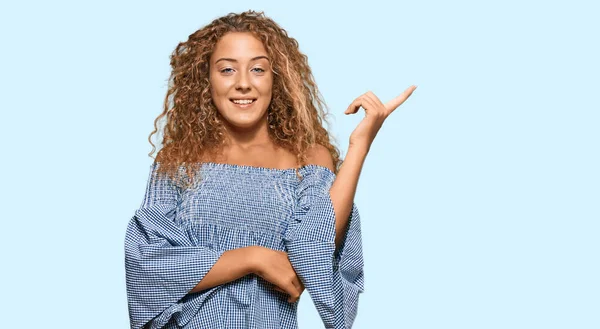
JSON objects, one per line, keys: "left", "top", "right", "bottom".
{"left": 201, "top": 161, "right": 334, "bottom": 174}
{"left": 152, "top": 161, "right": 336, "bottom": 177}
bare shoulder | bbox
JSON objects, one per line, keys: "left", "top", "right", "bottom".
{"left": 305, "top": 144, "right": 336, "bottom": 172}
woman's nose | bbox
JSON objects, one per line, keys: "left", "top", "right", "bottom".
{"left": 235, "top": 71, "right": 251, "bottom": 91}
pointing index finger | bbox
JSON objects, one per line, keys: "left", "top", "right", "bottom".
{"left": 384, "top": 85, "right": 417, "bottom": 113}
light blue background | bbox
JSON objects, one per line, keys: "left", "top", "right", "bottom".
{"left": 1, "top": 0, "right": 598, "bottom": 328}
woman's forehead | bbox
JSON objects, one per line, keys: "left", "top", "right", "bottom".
{"left": 211, "top": 32, "right": 268, "bottom": 63}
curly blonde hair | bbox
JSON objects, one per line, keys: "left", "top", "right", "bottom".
{"left": 148, "top": 10, "right": 341, "bottom": 185}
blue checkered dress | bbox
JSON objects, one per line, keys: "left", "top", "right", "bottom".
{"left": 125, "top": 162, "right": 364, "bottom": 329}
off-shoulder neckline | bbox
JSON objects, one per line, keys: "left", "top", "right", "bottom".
{"left": 152, "top": 161, "right": 336, "bottom": 176}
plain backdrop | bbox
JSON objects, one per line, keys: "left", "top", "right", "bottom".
{"left": 1, "top": 1, "right": 598, "bottom": 328}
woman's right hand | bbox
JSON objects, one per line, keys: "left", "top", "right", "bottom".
{"left": 249, "top": 246, "right": 304, "bottom": 303}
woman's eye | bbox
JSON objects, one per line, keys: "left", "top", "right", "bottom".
{"left": 220, "top": 68, "right": 234, "bottom": 74}
{"left": 252, "top": 67, "right": 265, "bottom": 73}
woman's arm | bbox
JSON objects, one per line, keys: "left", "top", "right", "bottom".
{"left": 306, "top": 144, "right": 367, "bottom": 249}
{"left": 187, "top": 246, "right": 256, "bottom": 294}
{"left": 188, "top": 246, "right": 304, "bottom": 303}
{"left": 330, "top": 146, "right": 368, "bottom": 248}
{"left": 310, "top": 86, "right": 417, "bottom": 249}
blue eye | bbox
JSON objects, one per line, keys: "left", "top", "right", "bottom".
{"left": 220, "top": 68, "right": 234, "bottom": 74}
{"left": 252, "top": 67, "right": 265, "bottom": 73}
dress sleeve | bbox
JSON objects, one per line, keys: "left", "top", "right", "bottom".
{"left": 124, "top": 163, "right": 224, "bottom": 329}
{"left": 283, "top": 166, "right": 365, "bottom": 329}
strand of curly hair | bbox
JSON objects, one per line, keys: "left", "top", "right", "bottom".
{"left": 147, "top": 10, "right": 342, "bottom": 188}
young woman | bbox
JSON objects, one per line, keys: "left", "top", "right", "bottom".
{"left": 124, "top": 10, "right": 416, "bottom": 329}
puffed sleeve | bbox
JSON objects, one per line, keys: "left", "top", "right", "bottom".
{"left": 283, "top": 166, "right": 365, "bottom": 329}
{"left": 124, "top": 162, "right": 224, "bottom": 329}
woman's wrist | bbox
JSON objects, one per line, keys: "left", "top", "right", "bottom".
{"left": 347, "top": 143, "right": 369, "bottom": 159}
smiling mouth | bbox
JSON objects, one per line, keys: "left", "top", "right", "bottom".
{"left": 230, "top": 99, "right": 257, "bottom": 105}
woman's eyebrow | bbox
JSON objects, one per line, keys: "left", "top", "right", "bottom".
{"left": 215, "top": 56, "right": 270, "bottom": 64}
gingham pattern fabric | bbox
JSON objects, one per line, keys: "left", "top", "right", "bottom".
{"left": 124, "top": 162, "right": 364, "bottom": 329}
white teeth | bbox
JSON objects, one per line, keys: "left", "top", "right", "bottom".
{"left": 232, "top": 99, "right": 254, "bottom": 104}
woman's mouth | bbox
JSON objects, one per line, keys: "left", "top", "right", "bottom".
{"left": 230, "top": 98, "right": 257, "bottom": 108}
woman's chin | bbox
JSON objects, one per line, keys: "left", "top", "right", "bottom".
{"left": 219, "top": 111, "right": 268, "bottom": 130}
{"left": 224, "top": 118, "right": 265, "bottom": 130}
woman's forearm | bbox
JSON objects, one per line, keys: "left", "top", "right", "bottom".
{"left": 330, "top": 145, "right": 368, "bottom": 249}
{"left": 187, "top": 246, "right": 258, "bottom": 294}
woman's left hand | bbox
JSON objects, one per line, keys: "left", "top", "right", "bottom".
{"left": 345, "top": 85, "right": 417, "bottom": 152}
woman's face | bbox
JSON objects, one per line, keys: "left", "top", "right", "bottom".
{"left": 209, "top": 32, "right": 273, "bottom": 131}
